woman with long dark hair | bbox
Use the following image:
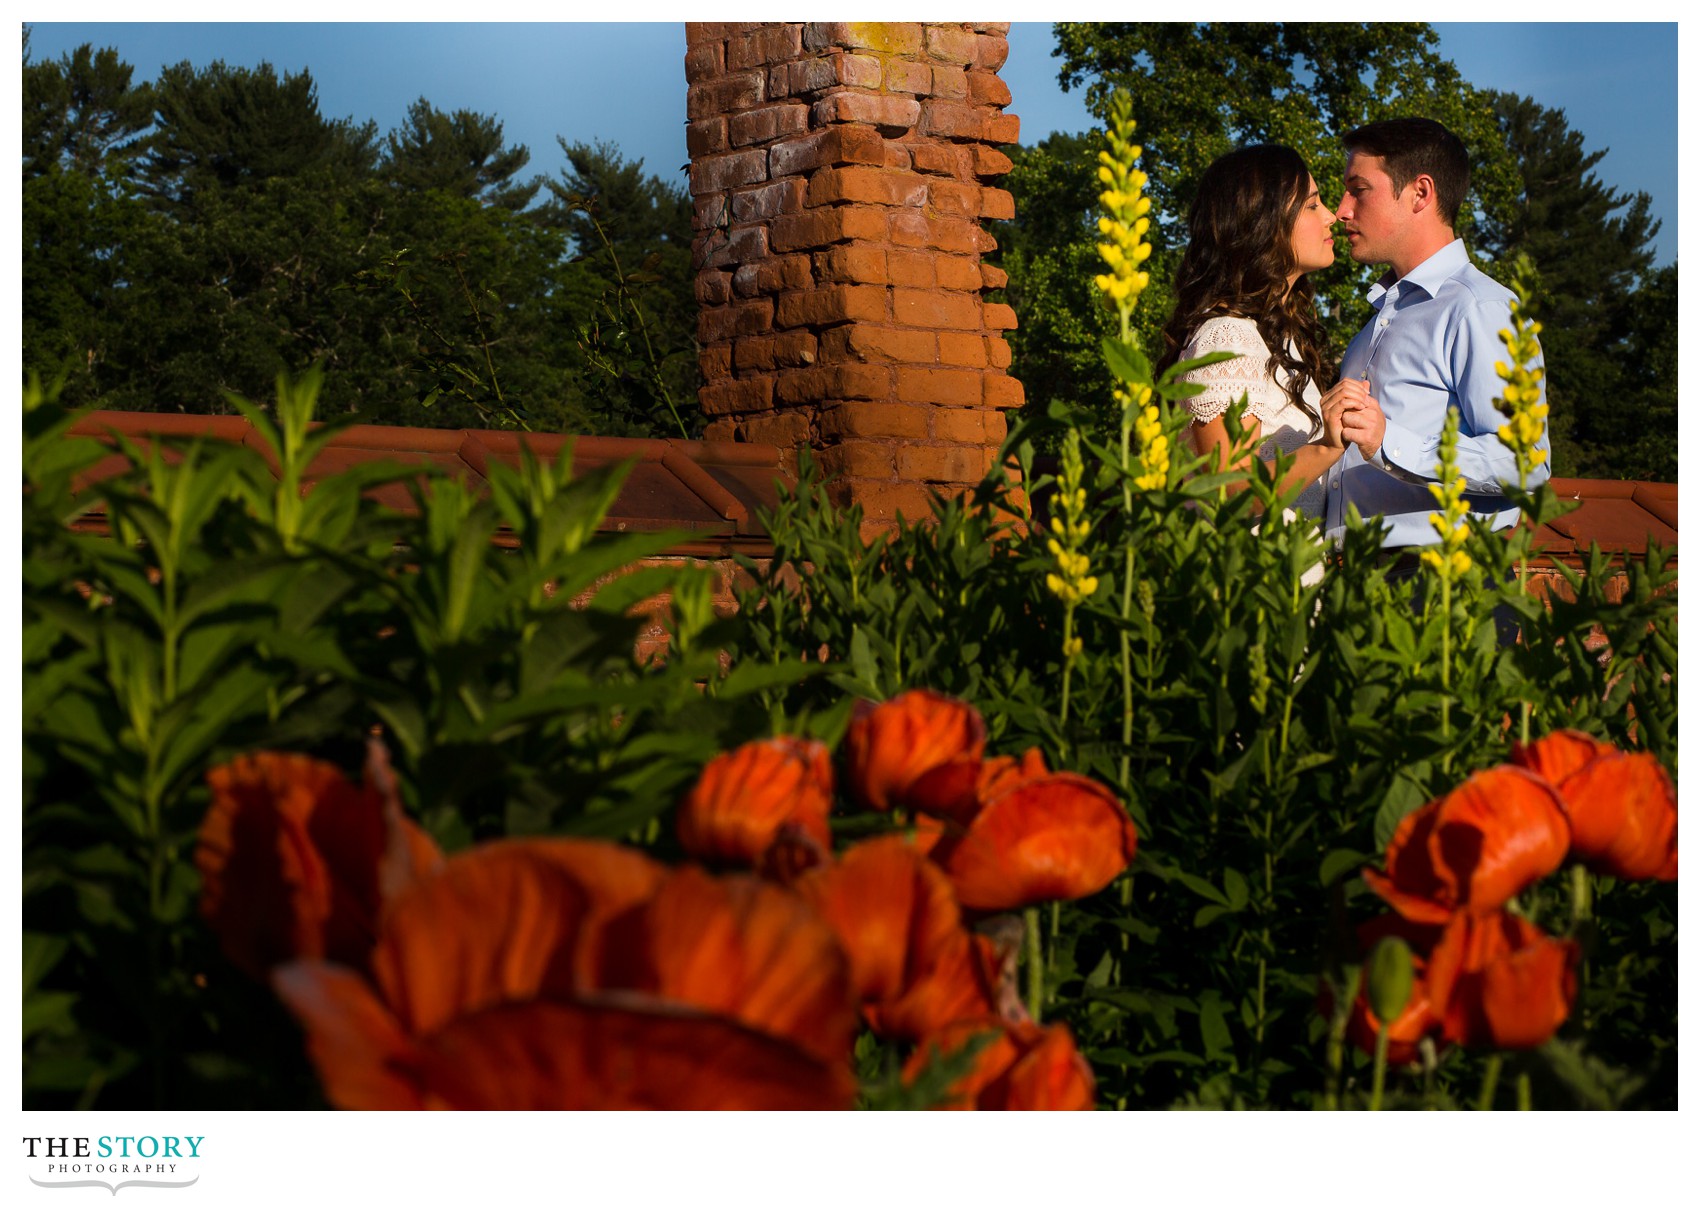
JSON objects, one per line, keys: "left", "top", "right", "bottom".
{"left": 1156, "top": 145, "right": 1378, "bottom": 520}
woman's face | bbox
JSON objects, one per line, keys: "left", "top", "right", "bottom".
{"left": 1287, "top": 175, "right": 1337, "bottom": 280}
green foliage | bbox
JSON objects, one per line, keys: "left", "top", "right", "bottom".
{"left": 20, "top": 36, "right": 695, "bottom": 438}
{"left": 20, "top": 373, "right": 785, "bottom": 1108}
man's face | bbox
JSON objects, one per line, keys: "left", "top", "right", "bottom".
{"left": 1336, "top": 151, "right": 1410, "bottom": 267}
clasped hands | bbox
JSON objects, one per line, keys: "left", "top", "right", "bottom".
{"left": 1319, "top": 378, "right": 1386, "bottom": 461}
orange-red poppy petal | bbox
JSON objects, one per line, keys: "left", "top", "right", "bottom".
{"left": 1426, "top": 911, "right": 1578, "bottom": 1051}
{"left": 370, "top": 841, "right": 599, "bottom": 1037}
{"left": 410, "top": 996, "right": 857, "bottom": 1110}
{"left": 1511, "top": 729, "right": 1617, "bottom": 787}
{"left": 931, "top": 773, "right": 1137, "bottom": 911}
{"left": 1557, "top": 752, "right": 1677, "bottom": 881}
{"left": 843, "top": 690, "right": 986, "bottom": 813}
{"left": 676, "top": 737, "right": 834, "bottom": 866}
{"left": 272, "top": 960, "right": 426, "bottom": 1110}
{"left": 596, "top": 867, "right": 857, "bottom": 1064}
{"left": 793, "top": 836, "right": 962, "bottom": 1006}
{"left": 863, "top": 931, "right": 1005, "bottom": 1043}
{"left": 978, "top": 1021, "right": 1097, "bottom": 1110}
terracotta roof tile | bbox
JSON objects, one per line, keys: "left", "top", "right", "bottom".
{"left": 65, "top": 411, "right": 793, "bottom": 556}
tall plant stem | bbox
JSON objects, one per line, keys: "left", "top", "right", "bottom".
{"left": 1517, "top": 1071, "right": 1533, "bottom": 1111}
{"left": 1440, "top": 575, "right": 1453, "bottom": 773}
{"left": 1477, "top": 1054, "right": 1503, "bottom": 1110}
{"left": 1116, "top": 303, "right": 1135, "bottom": 794}
{"left": 1370, "top": 1024, "right": 1390, "bottom": 1110}
{"left": 1025, "top": 905, "right": 1045, "bottom": 1021}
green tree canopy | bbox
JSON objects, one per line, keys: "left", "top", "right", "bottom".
{"left": 381, "top": 97, "right": 540, "bottom": 211}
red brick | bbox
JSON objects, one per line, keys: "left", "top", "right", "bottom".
{"left": 807, "top": 165, "right": 928, "bottom": 208}
{"left": 935, "top": 255, "right": 981, "bottom": 291}
{"left": 699, "top": 375, "right": 775, "bottom": 416}
{"left": 929, "top": 409, "right": 988, "bottom": 443}
{"left": 984, "top": 374, "right": 1026, "bottom": 408}
{"left": 980, "top": 263, "right": 1009, "bottom": 290}
{"left": 768, "top": 125, "right": 888, "bottom": 177}
{"left": 928, "top": 179, "right": 982, "bottom": 217}
{"left": 979, "top": 187, "right": 1015, "bottom": 220}
{"left": 888, "top": 210, "right": 930, "bottom": 247}
{"left": 986, "top": 336, "right": 1013, "bottom": 369}
{"left": 696, "top": 297, "right": 773, "bottom": 343}
{"left": 805, "top": 22, "right": 924, "bottom": 56}
{"left": 898, "top": 445, "right": 983, "bottom": 483}
{"left": 770, "top": 205, "right": 886, "bottom": 251}
{"left": 690, "top": 148, "right": 768, "bottom": 195}
{"left": 731, "top": 104, "right": 811, "bottom": 148}
{"left": 984, "top": 411, "right": 1008, "bottom": 444}
{"left": 727, "top": 25, "right": 803, "bottom": 70}
{"left": 896, "top": 366, "right": 983, "bottom": 406}
{"left": 972, "top": 145, "right": 1014, "bottom": 178}
{"left": 703, "top": 418, "right": 739, "bottom": 443}
{"left": 910, "top": 143, "right": 967, "bottom": 177}
{"left": 687, "top": 71, "right": 766, "bottom": 121}
{"left": 837, "top": 53, "right": 884, "bottom": 89}
{"left": 816, "top": 242, "right": 889, "bottom": 285}
{"left": 919, "top": 99, "right": 984, "bottom": 141}
{"left": 854, "top": 481, "right": 941, "bottom": 525}
{"left": 983, "top": 301, "right": 1019, "bottom": 331}
{"left": 843, "top": 322, "right": 936, "bottom": 363}
{"left": 698, "top": 343, "right": 732, "bottom": 379}
{"left": 973, "top": 33, "right": 1010, "bottom": 71}
{"left": 893, "top": 287, "right": 981, "bottom": 331}
{"left": 928, "top": 216, "right": 989, "bottom": 255}
{"left": 967, "top": 70, "right": 1012, "bottom": 108}
{"left": 775, "top": 284, "right": 889, "bottom": 327}
{"left": 697, "top": 223, "right": 770, "bottom": 270}
{"left": 730, "top": 179, "right": 801, "bottom": 226}
{"left": 734, "top": 336, "right": 777, "bottom": 371}
{"left": 817, "top": 440, "right": 898, "bottom": 479}
{"left": 686, "top": 116, "right": 728, "bottom": 159}
{"left": 925, "top": 65, "right": 966, "bottom": 102}
{"left": 925, "top": 25, "right": 978, "bottom": 64}
{"left": 885, "top": 58, "right": 934, "bottom": 95}
{"left": 688, "top": 22, "right": 759, "bottom": 45}
{"left": 736, "top": 254, "right": 813, "bottom": 295}
{"left": 774, "top": 332, "right": 819, "bottom": 366}
{"left": 818, "top": 402, "right": 932, "bottom": 441}
{"left": 777, "top": 363, "right": 891, "bottom": 405}
{"left": 885, "top": 249, "right": 937, "bottom": 289}
{"left": 813, "top": 92, "right": 921, "bottom": 132}
{"left": 685, "top": 42, "right": 723, "bottom": 84}
{"left": 984, "top": 112, "right": 1021, "bottom": 145}
{"left": 938, "top": 331, "right": 988, "bottom": 367}
{"left": 695, "top": 270, "right": 733, "bottom": 305}
{"left": 740, "top": 412, "right": 814, "bottom": 448}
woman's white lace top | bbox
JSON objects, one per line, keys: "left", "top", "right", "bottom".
{"left": 1176, "top": 315, "right": 1326, "bottom": 519}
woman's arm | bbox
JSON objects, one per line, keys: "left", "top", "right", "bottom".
{"left": 1188, "top": 380, "right": 1372, "bottom": 501}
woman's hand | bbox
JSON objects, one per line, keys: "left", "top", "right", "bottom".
{"left": 1316, "top": 378, "right": 1370, "bottom": 451}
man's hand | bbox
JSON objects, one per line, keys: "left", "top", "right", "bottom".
{"left": 1340, "top": 382, "right": 1387, "bottom": 461}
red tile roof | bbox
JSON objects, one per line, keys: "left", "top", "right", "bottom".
{"left": 66, "top": 411, "right": 793, "bottom": 558}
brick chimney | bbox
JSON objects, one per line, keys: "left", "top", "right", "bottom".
{"left": 685, "top": 21, "right": 1022, "bottom": 527}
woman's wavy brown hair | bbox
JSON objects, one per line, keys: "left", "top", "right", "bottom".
{"left": 1155, "top": 145, "right": 1335, "bottom": 434}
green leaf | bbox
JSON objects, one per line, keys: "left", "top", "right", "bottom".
{"left": 1320, "top": 848, "right": 1372, "bottom": 887}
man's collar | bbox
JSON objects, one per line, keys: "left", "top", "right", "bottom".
{"left": 1365, "top": 238, "right": 1468, "bottom": 308}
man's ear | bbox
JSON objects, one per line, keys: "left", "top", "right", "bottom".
{"left": 1406, "top": 172, "right": 1437, "bottom": 217}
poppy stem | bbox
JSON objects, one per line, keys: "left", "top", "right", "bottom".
{"left": 1477, "top": 1054, "right": 1502, "bottom": 1111}
{"left": 1370, "top": 1023, "right": 1390, "bottom": 1110}
{"left": 1569, "top": 862, "right": 1592, "bottom": 930}
{"left": 1516, "top": 1070, "right": 1533, "bottom": 1111}
{"left": 1025, "top": 905, "right": 1044, "bottom": 1021}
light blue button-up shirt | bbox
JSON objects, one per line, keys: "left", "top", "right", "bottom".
{"left": 1325, "top": 239, "right": 1550, "bottom": 546}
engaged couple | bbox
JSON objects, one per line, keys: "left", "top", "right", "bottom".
{"left": 1154, "top": 117, "right": 1551, "bottom": 568}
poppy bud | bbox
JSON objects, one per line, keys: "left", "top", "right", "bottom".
{"left": 1365, "top": 935, "right": 1415, "bottom": 1025}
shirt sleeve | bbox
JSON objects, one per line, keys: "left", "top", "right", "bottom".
{"left": 1377, "top": 295, "right": 1551, "bottom": 493}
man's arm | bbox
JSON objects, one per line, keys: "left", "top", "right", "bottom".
{"left": 1360, "top": 296, "right": 1550, "bottom": 492}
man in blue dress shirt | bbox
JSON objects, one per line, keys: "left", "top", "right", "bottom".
{"left": 1328, "top": 118, "right": 1550, "bottom": 549}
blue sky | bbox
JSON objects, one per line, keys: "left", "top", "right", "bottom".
{"left": 23, "top": 21, "right": 1678, "bottom": 264}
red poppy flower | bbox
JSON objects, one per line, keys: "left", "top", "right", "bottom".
{"left": 196, "top": 743, "right": 442, "bottom": 979}
{"left": 273, "top": 842, "right": 857, "bottom": 1109}
{"left": 1424, "top": 910, "right": 1579, "bottom": 1051}
{"left": 1362, "top": 766, "right": 1570, "bottom": 923}
{"left": 862, "top": 930, "right": 1008, "bottom": 1043}
{"left": 1513, "top": 732, "right": 1677, "bottom": 881}
{"left": 843, "top": 690, "right": 986, "bottom": 813}
{"left": 1338, "top": 915, "right": 1444, "bottom": 1067}
{"left": 676, "top": 737, "right": 834, "bottom": 866}
{"left": 792, "top": 837, "right": 962, "bottom": 1007}
{"left": 594, "top": 866, "right": 859, "bottom": 1066}
{"left": 905, "top": 1019, "right": 1095, "bottom": 1110}
{"left": 928, "top": 753, "right": 1138, "bottom": 912}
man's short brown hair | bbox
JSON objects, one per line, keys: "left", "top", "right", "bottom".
{"left": 1342, "top": 118, "right": 1471, "bottom": 227}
